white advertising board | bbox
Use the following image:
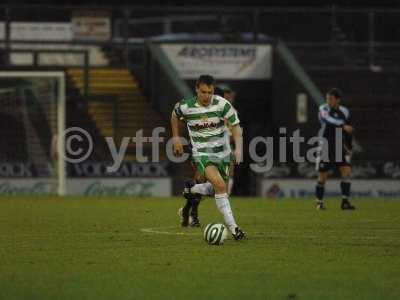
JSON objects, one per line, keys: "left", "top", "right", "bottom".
{"left": 160, "top": 43, "right": 272, "bottom": 79}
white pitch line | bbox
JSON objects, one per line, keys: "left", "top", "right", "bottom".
{"left": 140, "top": 226, "right": 399, "bottom": 241}
{"left": 140, "top": 227, "right": 316, "bottom": 238}
{"left": 139, "top": 226, "right": 312, "bottom": 238}
{"left": 140, "top": 226, "right": 201, "bottom": 236}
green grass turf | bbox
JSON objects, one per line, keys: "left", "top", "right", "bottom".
{"left": 0, "top": 196, "right": 399, "bottom": 300}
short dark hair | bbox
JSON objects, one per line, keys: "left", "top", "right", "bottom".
{"left": 196, "top": 74, "right": 215, "bottom": 87}
{"left": 327, "top": 88, "right": 342, "bottom": 99}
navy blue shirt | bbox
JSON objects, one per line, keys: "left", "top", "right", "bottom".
{"left": 318, "top": 104, "right": 353, "bottom": 152}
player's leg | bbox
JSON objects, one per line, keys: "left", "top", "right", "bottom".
{"left": 179, "top": 192, "right": 192, "bottom": 227}
{"left": 315, "top": 155, "right": 330, "bottom": 210}
{"left": 204, "top": 164, "right": 245, "bottom": 240}
{"left": 184, "top": 160, "right": 214, "bottom": 197}
{"left": 182, "top": 177, "right": 213, "bottom": 227}
{"left": 339, "top": 165, "right": 355, "bottom": 210}
{"left": 179, "top": 151, "right": 196, "bottom": 227}
{"left": 188, "top": 155, "right": 233, "bottom": 197}
{"left": 187, "top": 180, "right": 214, "bottom": 196}
{"left": 181, "top": 157, "right": 214, "bottom": 228}
{"left": 189, "top": 170, "right": 206, "bottom": 227}
{"left": 316, "top": 171, "right": 328, "bottom": 210}
{"left": 180, "top": 161, "right": 204, "bottom": 227}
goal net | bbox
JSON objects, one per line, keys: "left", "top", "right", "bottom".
{"left": 0, "top": 72, "right": 65, "bottom": 196}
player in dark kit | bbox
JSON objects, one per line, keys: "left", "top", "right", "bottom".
{"left": 315, "top": 88, "right": 356, "bottom": 210}
{"left": 178, "top": 147, "right": 203, "bottom": 227}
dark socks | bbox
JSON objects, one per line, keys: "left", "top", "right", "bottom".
{"left": 341, "top": 181, "right": 351, "bottom": 201}
{"left": 315, "top": 181, "right": 325, "bottom": 201}
{"left": 190, "top": 199, "right": 200, "bottom": 218}
{"left": 190, "top": 179, "right": 203, "bottom": 218}
{"left": 183, "top": 198, "right": 191, "bottom": 214}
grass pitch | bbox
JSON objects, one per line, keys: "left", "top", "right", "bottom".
{"left": 0, "top": 196, "right": 399, "bottom": 300}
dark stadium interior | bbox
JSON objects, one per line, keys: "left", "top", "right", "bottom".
{"left": 0, "top": 3, "right": 399, "bottom": 190}
{"left": 1, "top": 3, "right": 400, "bottom": 300}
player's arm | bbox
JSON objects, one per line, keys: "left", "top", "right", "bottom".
{"left": 343, "top": 109, "right": 354, "bottom": 134}
{"left": 319, "top": 106, "right": 345, "bottom": 126}
{"left": 342, "top": 109, "right": 354, "bottom": 154}
{"left": 171, "top": 104, "right": 185, "bottom": 156}
{"left": 319, "top": 105, "right": 353, "bottom": 134}
{"left": 222, "top": 100, "right": 242, "bottom": 164}
{"left": 230, "top": 124, "right": 243, "bottom": 164}
{"left": 343, "top": 124, "right": 353, "bottom": 134}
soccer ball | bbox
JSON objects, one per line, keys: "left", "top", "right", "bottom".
{"left": 204, "top": 223, "right": 228, "bottom": 245}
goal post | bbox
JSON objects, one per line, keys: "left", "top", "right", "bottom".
{"left": 0, "top": 71, "right": 66, "bottom": 196}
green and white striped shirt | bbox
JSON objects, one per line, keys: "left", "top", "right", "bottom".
{"left": 174, "top": 95, "right": 240, "bottom": 158}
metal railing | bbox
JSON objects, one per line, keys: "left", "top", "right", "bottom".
{"left": 1, "top": 49, "right": 91, "bottom": 96}
{"left": 1, "top": 5, "right": 400, "bottom": 43}
{"left": 0, "top": 5, "right": 399, "bottom": 72}
{"left": 0, "top": 5, "right": 399, "bottom": 69}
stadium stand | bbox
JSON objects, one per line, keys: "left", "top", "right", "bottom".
{"left": 1, "top": 5, "right": 399, "bottom": 188}
{"left": 67, "top": 67, "right": 167, "bottom": 161}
